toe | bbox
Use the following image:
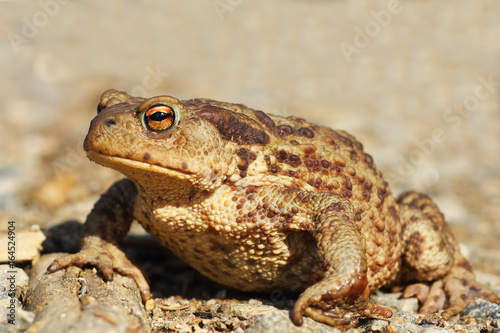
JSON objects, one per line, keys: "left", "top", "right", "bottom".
{"left": 402, "top": 283, "right": 429, "bottom": 304}
{"left": 95, "top": 253, "right": 115, "bottom": 281}
{"left": 420, "top": 280, "right": 446, "bottom": 314}
{"left": 303, "top": 307, "right": 358, "bottom": 328}
{"left": 47, "top": 255, "right": 73, "bottom": 273}
{"left": 408, "top": 267, "right": 500, "bottom": 320}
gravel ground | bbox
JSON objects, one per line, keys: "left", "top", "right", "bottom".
{"left": 1, "top": 1, "right": 499, "bottom": 332}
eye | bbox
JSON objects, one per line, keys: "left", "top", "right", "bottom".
{"left": 143, "top": 103, "right": 176, "bottom": 132}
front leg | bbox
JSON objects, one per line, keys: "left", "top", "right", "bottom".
{"left": 290, "top": 192, "right": 392, "bottom": 328}
{"left": 47, "top": 178, "right": 151, "bottom": 302}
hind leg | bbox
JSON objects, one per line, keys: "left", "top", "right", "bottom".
{"left": 397, "top": 191, "right": 499, "bottom": 319}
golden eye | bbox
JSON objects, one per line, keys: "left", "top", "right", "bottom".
{"left": 143, "top": 104, "right": 176, "bottom": 132}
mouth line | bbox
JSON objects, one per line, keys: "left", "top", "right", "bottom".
{"left": 86, "top": 149, "right": 193, "bottom": 177}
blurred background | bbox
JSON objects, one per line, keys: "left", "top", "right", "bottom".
{"left": 1, "top": 1, "right": 499, "bottom": 274}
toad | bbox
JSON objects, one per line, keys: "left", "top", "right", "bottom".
{"left": 48, "top": 89, "right": 499, "bottom": 329}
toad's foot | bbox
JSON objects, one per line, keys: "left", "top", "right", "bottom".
{"left": 402, "top": 266, "right": 500, "bottom": 319}
{"left": 292, "top": 274, "right": 393, "bottom": 329}
{"left": 47, "top": 236, "right": 151, "bottom": 302}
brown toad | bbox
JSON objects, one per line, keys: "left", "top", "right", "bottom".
{"left": 49, "top": 89, "right": 499, "bottom": 328}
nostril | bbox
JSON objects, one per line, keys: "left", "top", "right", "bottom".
{"left": 105, "top": 118, "right": 117, "bottom": 126}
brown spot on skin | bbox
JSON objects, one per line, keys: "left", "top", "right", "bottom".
{"left": 297, "top": 127, "right": 315, "bottom": 138}
{"left": 345, "top": 180, "right": 352, "bottom": 190}
{"left": 198, "top": 107, "right": 270, "bottom": 145}
{"left": 407, "top": 231, "right": 425, "bottom": 260}
{"left": 457, "top": 260, "right": 473, "bottom": 272}
{"left": 277, "top": 124, "right": 294, "bottom": 136}
{"left": 143, "top": 152, "right": 151, "bottom": 160}
{"left": 278, "top": 153, "right": 302, "bottom": 168}
{"left": 355, "top": 209, "right": 362, "bottom": 221}
{"left": 302, "top": 145, "right": 316, "bottom": 155}
{"left": 355, "top": 175, "right": 365, "bottom": 185}
{"left": 254, "top": 110, "right": 276, "bottom": 129}
{"left": 349, "top": 151, "right": 359, "bottom": 161}
{"left": 374, "top": 237, "right": 384, "bottom": 246}
{"left": 269, "top": 164, "right": 279, "bottom": 173}
{"left": 389, "top": 206, "right": 400, "bottom": 223}
{"left": 333, "top": 132, "right": 353, "bottom": 147}
{"left": 354, "top": 141, "right": 364, "bottom": 151}
{"left": 378, "top": 185, "right": 388, "bottom": 202}
{"left": 345, "top": 166, "right": 356, "bottom": 176}
{"left": 304, "top": 159, "right": 320, "bottom": 171}
{"left": 323, "top": 136, "right": 336, "bottom": 146}
{"left": 389, "top": 233, "right": 395, "bottom": 243}
{"left": 342, "top": 191, "right": 352, "bottom": 198}
{"left": 375, "top": 220, "right": 385, "bottom": 232}
{"left": 237, "top": 148, "right": 256, "bottom": 171}
{"left": 320, "top": 160, "right": 331, "bottom": 168}
{"left": 276, "top": 150, "right": 288, "bottom": 162}
{"left": 182, "top": 162, "right": 188, "bottom": 170}
{"left": 330, "top": 165, "right": 341, "bottom": 177}
{"left": 364, "top": 153, "right": 374, "bottom": 167}
{"left": 326, "top": 203, "right": 342, "bottom": 212}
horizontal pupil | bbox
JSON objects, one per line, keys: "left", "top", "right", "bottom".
{"left": 149, "top": 111, "right": 172, "bottom": 122}
{"left": 144, "top": 105, "right": 175, "bottom": 132}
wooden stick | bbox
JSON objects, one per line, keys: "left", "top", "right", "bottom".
{"left": 25, "top": 253, "right": 151, "bottom": 333}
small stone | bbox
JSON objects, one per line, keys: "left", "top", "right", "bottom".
{"left": 145, "top": 298, "right": 156, "bottom": 312}
{"left": 0, "top": 265, "right": 29, "bottom": 299}
{"left": 461, "top": 299, "right": 500, "bottom": 319}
